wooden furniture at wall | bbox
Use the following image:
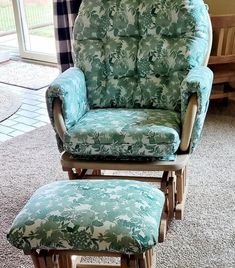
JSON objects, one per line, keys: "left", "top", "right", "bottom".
{"left": 209, "top": 15, "right": 235, "bottom": 99}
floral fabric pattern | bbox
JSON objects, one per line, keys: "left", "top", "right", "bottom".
{"left": 73, "top": 0, "right": 210, "bottom": 110}
{"left": 7, "top": 180, "right": 165, "bottom": 254}
{"left": 64, "top": 108, "right": 181, "bottom": 158}
{"left": 46, "top": 67, "right": 89, "bottom": 130}
{"left": 46, "top": 0, "right": 213, "bottom": 158}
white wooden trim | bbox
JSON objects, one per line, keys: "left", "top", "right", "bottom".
{"left": 12, "top": 0, "right": 56, "bottom": 63}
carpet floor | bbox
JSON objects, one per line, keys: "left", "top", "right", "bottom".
{"left": 0, "top": 101, "right": 234, "bottom": 268}
{"left": 0, "top": 61, "right": 59, "bottom": 90}
{"left": 0, "top": 88, "right": 21, "bottom": 122}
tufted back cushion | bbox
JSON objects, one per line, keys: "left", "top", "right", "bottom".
{"left": 73, "top": 0, "right": 209, "bottom": 111}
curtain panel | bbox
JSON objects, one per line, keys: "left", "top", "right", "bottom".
{"left": 53, "top": 0, "right": 82, "bottom": 72}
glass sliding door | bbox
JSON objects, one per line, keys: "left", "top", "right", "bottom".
{"left": 12, "top": 0, "right": 56, "bottom": 63}
{"left": 0, "top": 0, "right": 18, "bottom": 61}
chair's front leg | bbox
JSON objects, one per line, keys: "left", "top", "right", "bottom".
{"left": 167, "top": 176, "right": 176, "bottom": 219}
{"left": 158, "top": 212, "right": 168, "bottom": 242}
{"left": 92, "top": 169, "right": 102, "bottom": 176}
{"left": 176, "top": 169, "right": 184, "bottom": 203}
{"left": 62, "top": 167, "right": 81, "bottom": 180}
{"left": 175, "top": 167, "right": 188, "bottom": 219}
{"left": 63, "top": 167, "right": 102, "bottom": 179}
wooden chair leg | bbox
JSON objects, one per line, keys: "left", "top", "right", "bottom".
{"left": 58, "top": 255, "right": 72, "bottom": 268}
{"left": 167, "top": 176, "right": 175, "bottom": 219}
{"left": 161, "top": 171, "right": 170, "bottom": 216}
{"left": 92, "top": 169, "right": 102, "bottom": 176}
{"left": 45, "top": 255, "right": 55, "bottom": 268}
{"left": 161, "top": 171, "right": 169, "bottom": 192}
{"left": 176, "top": 169, "right": 184, "bottom": 203}
{"left": 121, "top": 254, "right": 129, "bottom": 268}
{"left": 129, "top": 255, "right": 138, "bottom": 268}
{"left": 145, "top": 251, "right": 151, "bottom": 268}
{"left": 38, "top": 256, "right": 47, "bottom": 268}
{"left": 30, "top": 251, "right": 61, "bottom": 268}
{"left": 30, "top": 251, "right": 41, "bottom": 268}
{"left": 158, "top": 212, "right": 168, "bottom": 242}
{"left": 183, "top": 167, "right": 187, "bottom": 188}
{"left": 149, "top": 249, "right": 153, "bottom": 267}
{"left": 63, "top": 168, "right": 81, "bottom": 180}
{"left": 138, "top": 254, "right": 147, "bottom": 268}
{"left": 175, "top": 167, "right": 188, "bottom": 220}
{"left": 52, "top": 255, "right": 60, "bottom": 268}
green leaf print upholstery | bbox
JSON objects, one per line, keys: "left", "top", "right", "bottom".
{"left": 46, "top": 67, "right": 89, "bottom": 129}
{"left": 7, "top": 180, "right": 165, "bottom": 254}
{"left": 64, "top": 109, "right": 181, "bottom": 159}
{"left": 46, "top": 0, "right": 213, "bottom": 159}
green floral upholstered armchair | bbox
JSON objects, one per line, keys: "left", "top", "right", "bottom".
{"left": 46, "top": 0, "right": 213, "bottom": 233}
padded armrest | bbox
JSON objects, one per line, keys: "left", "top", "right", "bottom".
{"left": 46, "top": 67, "right": 89, "bottom": 134}
{"left": 181, "top": 66, "right": 213, "bottom": 152}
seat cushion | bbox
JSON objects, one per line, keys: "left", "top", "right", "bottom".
{"left": 63, "top": 108, "right": 181, "bottom": 159}
{"left": 7, "top": 180, "right": 165, "bottom": 254}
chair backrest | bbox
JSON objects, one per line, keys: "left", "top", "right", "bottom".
{"left": 209, "top": 15, "right": 235, "bottom": 65}
{"left": 73, "top": 0, "right": 210, "bottom": 112}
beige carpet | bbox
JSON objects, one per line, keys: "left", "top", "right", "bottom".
{"left": 0, "top": 61, "right": 59, "bottom": 90}
{"left": 0, "top": 101, "right": 235, "bottom": 267}
{"left": 0, "top": 88, "right": 21, "bottom": 122}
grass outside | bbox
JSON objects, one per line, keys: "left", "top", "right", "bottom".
{"left": 30, "top": 25, "right": 54, "bottom": 38}
{"left": 0, "top": 3, "right": 53, "bottom": 37}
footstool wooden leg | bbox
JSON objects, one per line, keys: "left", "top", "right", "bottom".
{"left": 149, "top": 249, "right": 153, "bottom": 267}
{"left": 150, "top": 249, "right": 156, "bottom": 268}
{"left": 58, "top": 254, "right": 72, "bottom": 268}
{"left": 63, "top": 167, "right": 81, "bottom": 180}
{"left": 92, "top": 169, "right": 102, "bottom": 176}
{"left": 121, "top": 254, "right": 129, "bottom": 268}
{"left": 38, "top": 257, "right": 47, "bottom": 268}
{"left": 30, "top": 251, "right": 41, "bottom": 268}
{"left": 145, "top": 251, "right": 151, "bottom": 268}
{"left": 129, "top": 255, "right": 138, "bottom": 268}
{"left": 158, "top": 212, "right": 168, "bottom": 242}
{"left": 45, "top": 255, "right": 55, "bottom": 268}
{"left": 168, "top": 176, "right": 175, "bottom": 219}
{"left": 138, "top": 253, "right": 147, "bottom": 268}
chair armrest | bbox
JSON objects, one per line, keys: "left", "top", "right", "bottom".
{"left": 46, "top": 67, "right": 89, "bottom": 141}
{"left": 180, "top": 94, "right": 198, "bottom": 151}
{"left": 53, "top": 98, "right": 66, "bottom": 141}
{"left": 181, "top": 66, "right": 213, "bottom": 152}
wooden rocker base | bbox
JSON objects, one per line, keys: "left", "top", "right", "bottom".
{"left": 60, "top": 152, "right": 189, "bottom": 241}
{"left": 28, "top": 249, "right": 156, "bottom": 268}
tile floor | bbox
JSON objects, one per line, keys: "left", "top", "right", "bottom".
{"left": 0, "top": 83, "right": 50, "bottom": 143}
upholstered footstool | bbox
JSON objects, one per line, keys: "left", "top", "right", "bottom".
{"left": 7, "top": 180, "right": 165, "bottom": 268}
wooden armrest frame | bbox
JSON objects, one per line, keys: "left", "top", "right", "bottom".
{"left": 180, "top": 94, "right": 198, "bottom": 152}
{"left": 53, "top": 98, "right": 66, "bottom": 141}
